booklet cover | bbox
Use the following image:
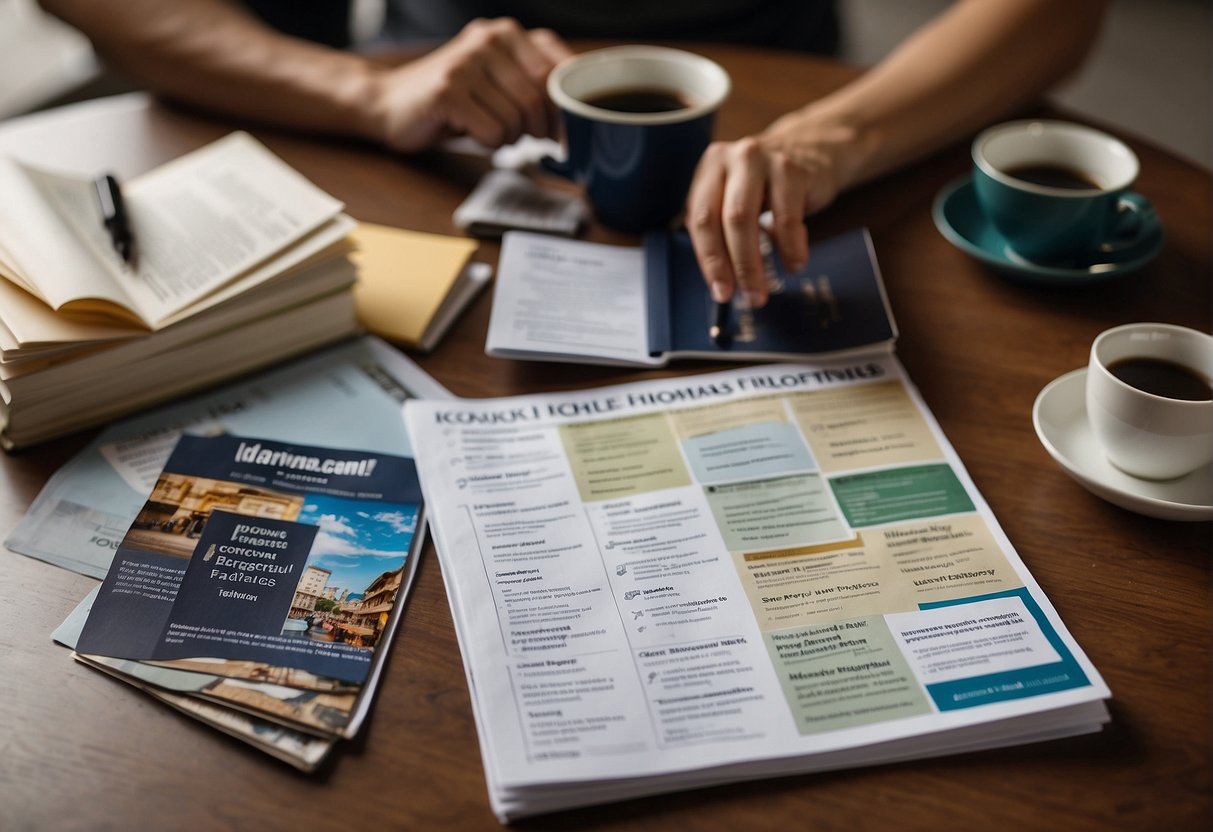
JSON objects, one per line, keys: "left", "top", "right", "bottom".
{"left": 486, "top": 227, "right": 896, "bottom": 367}
{"left": 74, "top": 432, "right": 425, "bottom": 740}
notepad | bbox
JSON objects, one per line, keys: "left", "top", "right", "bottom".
{"left": 350, "top": 222, "right": 491, "bottom": 352}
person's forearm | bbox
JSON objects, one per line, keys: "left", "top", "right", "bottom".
{"left": 770, "top": 0, "right": 1107, "bottom": 199}
{"left": 39, "top": 0, "right": 387, "bottom": 142}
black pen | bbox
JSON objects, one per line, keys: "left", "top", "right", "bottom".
{"left": 710, "top": 299, "right": 731, "bottom": 348}
{"left": 711, "top": 228, "right": 775, "bottom": 348}
{"left": 95, "top": 173, "right": 134, "bottom": 264}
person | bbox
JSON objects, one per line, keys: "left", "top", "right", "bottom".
{"left": 39, "top": 0, "right": 1107, "bottom": 307}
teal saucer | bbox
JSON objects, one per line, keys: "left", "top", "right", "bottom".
{"left": 932, "top": 176, "right": 1164, "bottom": 286}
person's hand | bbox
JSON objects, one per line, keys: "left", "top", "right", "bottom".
{"left": 367, "top": 18, "right": 573, "bottom": 152}
{"left": 684, "top": 111, "right": 854, "bottom": 308}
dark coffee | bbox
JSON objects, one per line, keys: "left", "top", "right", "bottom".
{"left": 583, "top": 87, "right": 690, "bottom": 114}
{"left": 1108, "top": 357, "right": 1213, "bottom": 401}
{"left": 1003, "top": 163, "right": 1103, "bottom": 190}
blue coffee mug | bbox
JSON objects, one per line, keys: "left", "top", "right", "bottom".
{"left": 972, "top": 120, "right": 1161, "bottom": 264}
{"left": 546, "top": 47, "right": 731, "bottom": 232}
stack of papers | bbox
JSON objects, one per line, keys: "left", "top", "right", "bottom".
{"left": 0, "top": 131, "right": 361, "bottom": 448}
{"left": 404, "top": 358, "right": 1110, "bottom": 820}
{"left": 25, "top": 337, "right": 451, "bottom": 770}
{"left": 56, "top": 432, "right": 425, "bottom": 771}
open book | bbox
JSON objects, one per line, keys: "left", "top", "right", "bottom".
{"left": 486, "top": 227, "right": 897, "bottom": 366}
{"left": 0, "top": 131, "right": 344, "bottom": 331}
{"left": 0, "top": 131, "right": 362, "bottom": 447}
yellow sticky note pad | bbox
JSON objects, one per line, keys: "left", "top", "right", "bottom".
{"left": 350, "top": 222, "right": 485, "bottom": 350}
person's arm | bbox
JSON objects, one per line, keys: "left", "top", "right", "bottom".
{"left": 38, "top": 0, "right": 571, "bottom": 150}
{"left": 686, "top": 0, "right": 1108, "bottom": 307}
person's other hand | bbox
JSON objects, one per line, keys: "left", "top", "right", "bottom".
{"left": 684, "top": 112, "right": 852, "bottom": 308}
{"left": 369, "top": 17, "right": 573, "bottom": 152}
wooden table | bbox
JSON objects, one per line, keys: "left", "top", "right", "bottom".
{"left": 1, "top": 44, "right": 1209, "bottom": 830}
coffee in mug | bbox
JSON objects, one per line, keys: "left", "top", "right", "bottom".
{"left": 582, "top": 87, "right": 693, "bottom": 114}
{"left": 1001, "top": 164, "right": 1103, "bottom": 191}
{"left": 1085, "top": 323, "right": 1213, "bottom": 480}
{"left": 971, "top": 120, "right": 1160, "bottom": 264}
{"left": 1106, "top": 356, "right": 1213, "bottom": 402}
{"left": 546, "top": 46, "right": 731, "bottom": 232}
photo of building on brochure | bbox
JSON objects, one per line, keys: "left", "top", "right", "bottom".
{"left": 75, "top": 434, "right": 424, "bottom": 734}
{"left": 123, "top": 470, "right": 416, "bottom": 656}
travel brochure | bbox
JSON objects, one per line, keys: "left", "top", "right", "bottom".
{"left": 486, "top": 227, "right": 896, "bottom": 366}
{"left": 60, "top": 433, "right": 426, "bottom": 771}
{"left": 403, "top": 357, "right": 1110, "bottom": 820}
{"left": 31, "top": 335, "right": 450, "bottom": 769}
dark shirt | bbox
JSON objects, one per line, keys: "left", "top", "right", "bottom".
{"left": 244, "top": 0, "right": 352, "bottom": 48}
{"left": 244, "top": 0, "right": 839, "bottom": 55}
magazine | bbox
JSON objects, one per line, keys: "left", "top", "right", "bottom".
{"left": 64, "top": 433, "right": 426, "bottom": 766}
{"left": 403, "top": 357, "right": 1111, "bottom": 820}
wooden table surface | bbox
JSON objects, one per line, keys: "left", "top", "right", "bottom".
{"left": 1, "top": 44, "right": 1209, "bottom": 830}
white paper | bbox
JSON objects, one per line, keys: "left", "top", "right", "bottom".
{"left": 453, "top": 169, "right": 586, "bottom": 237}
{"left": 405, "top": 357, "right": 1111, "bottom": 819}
{"left": 486, "top": 231, "right": 660, "bottom": 366}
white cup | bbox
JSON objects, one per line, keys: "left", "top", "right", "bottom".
{"left": 1086, "top": 323, "right": 1213, "bottom": 480}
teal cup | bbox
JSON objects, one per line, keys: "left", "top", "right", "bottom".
{"left": 972, "top": 120, "right": 1160, "bottom": 265}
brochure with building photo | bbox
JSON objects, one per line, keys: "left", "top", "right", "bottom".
{"left": 72, "top": 432, "right": 426, "bottom": 745}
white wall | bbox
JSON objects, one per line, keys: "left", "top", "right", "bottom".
{"left": 0, "top": 0, "right": 97, "bottom": 118}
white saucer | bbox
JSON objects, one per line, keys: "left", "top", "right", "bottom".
{"left": 1032, "top": 368, "right": 1213, "bottom": 521}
